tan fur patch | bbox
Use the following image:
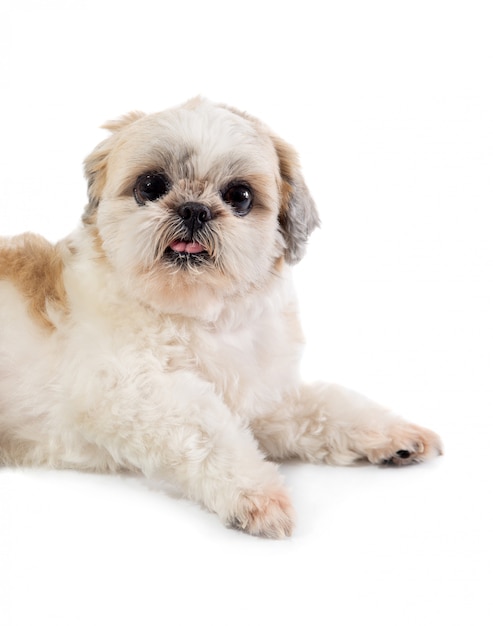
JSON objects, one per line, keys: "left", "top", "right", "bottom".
{"left": 0, "top": 233, "right": 68, "bottom": 330}
{"left": 83, "top": 140, "right": 111, "bottom": 220}
{"left": 270, "top": 134, "right": 320, "bottom": 264}
{"left": 83, "top": 111, "right": 146, "bottom": 222}
{"left": 102, "top": 110, "right": 146, "bottom": 133}
{"left": 270, "top": 134, "right": 298, "bottom": 215}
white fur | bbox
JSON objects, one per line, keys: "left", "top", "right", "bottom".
{"left": 0, "top": 98, "right": 442, "bottom": 538}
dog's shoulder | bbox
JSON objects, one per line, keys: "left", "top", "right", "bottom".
{"left": 0, "top": 232, "right": 68, "bottom": 330}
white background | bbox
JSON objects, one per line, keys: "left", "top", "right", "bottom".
{"left": 1, "top": 1, "right": 492, "bottom": 624}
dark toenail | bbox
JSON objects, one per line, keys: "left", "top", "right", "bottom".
{"left": 396, "top": 450, "right": 411, "bottom": 459}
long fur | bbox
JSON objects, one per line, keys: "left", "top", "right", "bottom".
{"left": 0, "top": 98, "right": 442, "bottom": 537}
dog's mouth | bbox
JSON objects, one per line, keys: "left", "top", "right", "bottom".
{"left": 163, "top": 239, "right": 211, "bottom": 267}
{"left": 168, "top": 240, "right": 206, "bottom": 255}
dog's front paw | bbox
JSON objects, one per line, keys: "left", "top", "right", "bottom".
{"left": 229, "top": 485, "right": 295, "bottom": 539}
{"left": 366, "top": 423, "right": 443, "bottom": 466}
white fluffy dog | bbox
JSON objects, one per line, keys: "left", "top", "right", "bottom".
{"left": 0, "top": 98, "right": 442, "bottom": 537}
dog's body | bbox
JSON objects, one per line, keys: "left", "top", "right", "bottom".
{"left": 0, "top": 98, "right": 441, "bottom": 537}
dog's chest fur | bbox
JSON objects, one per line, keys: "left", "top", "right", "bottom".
{"left": 190, "top": 298, "right": 303, "bottom": 416}
{"left": 129, "top": 272, "right": 303, "bottom": 419}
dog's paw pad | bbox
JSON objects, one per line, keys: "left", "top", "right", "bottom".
{"left": 230, "top": 487, "right": 295, "bottom": 539}
{"left": 369, "top": 423, "right": 443, "bottom": 467}
{"left": 396, "top": 449, "right": 411, "bottom": 459}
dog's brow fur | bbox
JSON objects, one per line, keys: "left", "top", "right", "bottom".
{"left": 0, "top": 234, "right": 68, "bottom": 330}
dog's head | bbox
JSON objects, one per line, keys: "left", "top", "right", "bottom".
{"left": 83, "top": 98, "right": 319, "bottom": 316}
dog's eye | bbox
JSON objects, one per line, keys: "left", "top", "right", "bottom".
{"left": 222, "top": 184, "right": 253, "bottom": 216}
{"left": 133, "top": 173, "right": 171, "bottom": 205}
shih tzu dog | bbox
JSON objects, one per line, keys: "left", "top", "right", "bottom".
{"left": 0, "top": 98, "right": 442, "bottom": 538}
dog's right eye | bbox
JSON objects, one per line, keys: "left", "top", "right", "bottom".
{"left": 133, "top": 173, "right": 171, "bottom": 205}
{"left": 221, "top": 183, "right": 254, "bottom": 216}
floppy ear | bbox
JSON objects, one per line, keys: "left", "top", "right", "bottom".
{"left": 272, "top": 134, "right": 320, "bottom": 264}
{"left": 82, "top": 111, "right": 146, "bottom": 224}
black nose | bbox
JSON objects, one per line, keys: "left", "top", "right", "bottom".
{"left": 177, "top": 202, "right": 212, "bottom": 233}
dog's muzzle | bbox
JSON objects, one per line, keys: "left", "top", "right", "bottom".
{"left": 167, "top": 202, "right": 212, "bottom": 257}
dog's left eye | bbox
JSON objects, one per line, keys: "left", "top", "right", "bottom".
{"left": 133, "top": 173, "right": 171, "bottom": 205}
{"left": 222, "top": 184, "right": 253, "bottom": 216}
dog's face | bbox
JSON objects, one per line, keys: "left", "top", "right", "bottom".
{"left": 83, "top": 98, "right": 319, "bottom": 316}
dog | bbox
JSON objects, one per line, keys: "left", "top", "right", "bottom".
{"left": 0, "top": 97, "right": 442, "bottom": 538}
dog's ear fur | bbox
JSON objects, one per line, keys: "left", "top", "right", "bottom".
{"left": 271, "top": 134, "right": 320, "bottom": 264}
{"left": 82, "top": 111, "right": 145, "bottom": 224}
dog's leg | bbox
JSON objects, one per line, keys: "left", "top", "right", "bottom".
{"left": 160, "top": 420, "right": 294, "bottom": 538}
{"left": 77, "top": 371, "right": 294, "bottom": 538}
{"left": 251, "top": 382, "right": 442, "bottom": 466}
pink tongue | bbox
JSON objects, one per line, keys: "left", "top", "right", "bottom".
{"left": 170, "top": 241, "right": 205, "bottom": 254}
